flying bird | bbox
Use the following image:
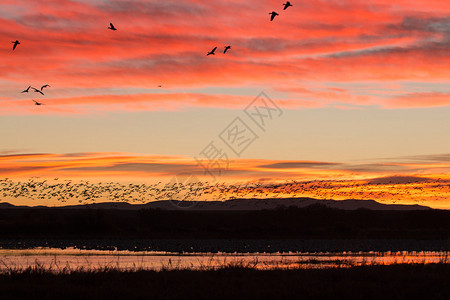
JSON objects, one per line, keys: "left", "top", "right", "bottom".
{"left": 21, "top": 86, "right": 31, "bottom": 93}
{"left": 33, "top": 100, "right": 44, "bottom": 106}
{"left": 207, "top": 47, "right": 217, "bottom": 56}
{"left": 32, "top": 87, "right": 44, "bottom": 95}
{"left": 108, "top": 23, "right": 117, "bottom": 30}
{"left": 224, "top": 46, "right": 231, "bottom": 53}
{"left": 40, "top": 84, "right": 50, "bottom": 91}
{"left": 283, "top": 1, "right": 293, "bottom": 10}
{"left": 269, "top": 11, "right": 279, "bottom": 21}
{"left": 12, "top": 40, "right": 20, "bottom": 50}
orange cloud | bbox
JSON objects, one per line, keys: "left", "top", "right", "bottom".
{"left": 387, "top": 92, "right": 450, "bottom": 108}
{"left": 1, "top": 151, "right": 450, "bottom": 208}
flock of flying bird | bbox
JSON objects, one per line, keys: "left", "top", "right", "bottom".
{"left": 21, "top": 84, "right": 50, "bottom": 105}
{"left": 270, "top": 1, "right": 293, "bottom": 21}
{"left": 12, "top": 1, "right": 294, "bottom": 106}
{"left": 14, "top": 1, "right": 437, "bottom": 206}
{"left": 207, "top": 2, "right": 293, "bottom": 55}
{"left": 8, "top": 0, "right": 445, "bottom": 205}
{"left": 6, "top": 1, "right": 448, "bottom": 207}
{"left": 1, "top": 177, "right": 447, "bottom": 205}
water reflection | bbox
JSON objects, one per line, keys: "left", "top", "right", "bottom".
{"left": 0, "top": 248, "right": 448, "bottom": 272}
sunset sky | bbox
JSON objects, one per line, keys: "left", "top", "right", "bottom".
{"left": 1, "top": 0, "right": 449, "bottom": 208}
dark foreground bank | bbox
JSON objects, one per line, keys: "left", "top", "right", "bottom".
{"left": 1, "top": 206, "right": 450, "bottom": 239}
{"left": 1, "top": 264, "right": 449, "bottom": 300}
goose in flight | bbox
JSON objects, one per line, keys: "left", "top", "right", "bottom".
{"left": 207, "top": 47, "right": 217, "bottom": 56}
{"left": 283, "top": 1, "right": 293, "bottom": 10}
{"left": 12, "top": 40, "right": 20, "bottom": 50}
{"left": 21, "top": 86, "right": 31, "bottom": 93}
{"left": 108, "top": 23, "right": 117, "bottom": 30}
{"left": 33, "top": 100, "right": 44, "bottom": 106}
{"left": 224, "top": 45, "right": 231, "bottom": 53}
{"left": 269, "top": 11, "right": 279, "bottom": 21}
{"left": 32, "top": 87, "right": 44, "bottom": 95}
{"left": 40, "top": 84, "right": 50, "bottom": 91}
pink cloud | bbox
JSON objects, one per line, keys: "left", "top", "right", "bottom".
{"left": 0, "top": 0, "right": 448, "bottom": 115}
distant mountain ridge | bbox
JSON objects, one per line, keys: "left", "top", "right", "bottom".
{"left": 0, "top": 198, "right": 432, "bottom": 211}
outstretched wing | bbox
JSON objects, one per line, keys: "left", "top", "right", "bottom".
{"left": 34, "top": 88, "right": 44, "bottom": 95}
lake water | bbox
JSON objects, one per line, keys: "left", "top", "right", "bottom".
{"left": 0, "top": 248, "right": 448, "bottom": 272}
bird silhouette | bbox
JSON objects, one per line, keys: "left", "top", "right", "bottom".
{"left": 21, "top": 86, "right": 31, "bottom": 93}
{"left": 33, "top": 100, "right": 44, "bottom": 106}
{"left": 224, "top": 46, "right": 231, "bottom": 53}
{"left": 108, "top": 23, "right": 117, "bottom": 30}
{"left": 283, "top": 1, "right": 293, "bottom": 10}
{"left": 40, "top": 84, "right": 50, "bottom": 91}
{"left": 12, "top": 40, "right": 20, "bottom": 50}
{"left": 269, "top": 12, "right": 279, "bottom": 21}
{"left": 207, "top": 47, "right": 217, "bottom": 56}
{"left": 32, "top": 87, "right": 44, "bottom": 95}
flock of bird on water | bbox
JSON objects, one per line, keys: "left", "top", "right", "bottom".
{"left": 11, "top": 1, "right": 293, "bottom": 106}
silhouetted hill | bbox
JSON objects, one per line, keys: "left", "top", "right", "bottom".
{"left": 0, "top": 203, "right": 18, "bottom": 209}
{"left": 0, "top": 198, "right": 432, "bottom": 211}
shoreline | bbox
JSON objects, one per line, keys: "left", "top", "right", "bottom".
{"left": 1, "top": 238, "right": 450, "bottom": 253}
